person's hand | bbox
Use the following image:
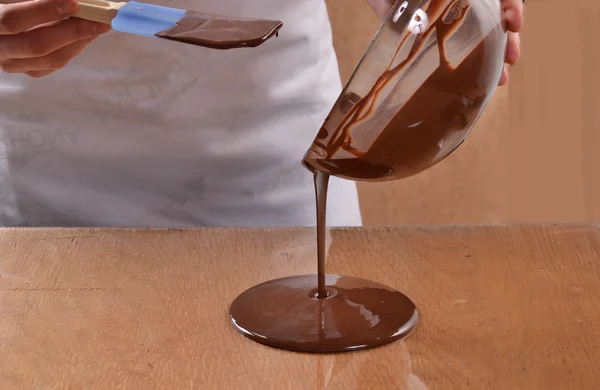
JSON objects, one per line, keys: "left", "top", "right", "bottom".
{"left": 0, "top": 0, "right": 111, "bottom": 78}
{"left": 367, "top": 0, "right": 524, "bottom": 86}
{"left": 500, "top": 0, "right": 524, "bottom": 86}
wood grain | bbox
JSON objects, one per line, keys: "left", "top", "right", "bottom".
{"left": 1, "top": 225, "right": 599, "bottom": 389}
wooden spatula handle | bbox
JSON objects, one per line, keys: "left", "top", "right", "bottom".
{"left": 75, "top": 0, "right": 127, "bottom": 24}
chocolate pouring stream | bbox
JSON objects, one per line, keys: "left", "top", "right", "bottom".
{"left": 229, "top": 170, "right": 418, "bottom": 353}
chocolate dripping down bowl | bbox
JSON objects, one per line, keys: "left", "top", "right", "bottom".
{"left": 302, "top": 0, "right": 507, "bottom": 182}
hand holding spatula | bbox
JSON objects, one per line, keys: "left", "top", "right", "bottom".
{"left": 74, "top": 0, "right": 283, "bottom": 49}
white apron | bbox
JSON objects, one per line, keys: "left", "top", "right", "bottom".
{"left": 0, "top": 0, "right": 362, "bottom": 227}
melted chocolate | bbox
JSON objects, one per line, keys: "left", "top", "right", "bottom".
{"left": 302, "top": 0, "right": 505, "bottom": 181}
{"left": 230, "top": 0, "right": 505, "bottom": 353}
{"left": 315, "top": 172, "right": 329, "bottom": 299}
{"left": 229, "top": 274, "right": 418, "bottom": 353}
{"left": 155, "top": 11, "right": 282, "bottom": 50}
{"left": 229, "top": 171, "right": 419, "bottom": 353}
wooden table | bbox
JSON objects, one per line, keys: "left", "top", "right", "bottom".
{"left": 1, "top": 225, "right": 599, "bottom": 389}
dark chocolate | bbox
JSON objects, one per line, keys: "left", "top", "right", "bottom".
{"left": 229, "top": 274, "right": 418, "bottom": 353}
{"left": 228, "top": 171, "right": 418, "bottom": 353}
{"left": 315, "top": 171, "right": 328, "bottom": 299}
{"left": 155, "top": 11, "right": 282, "bottom": 50}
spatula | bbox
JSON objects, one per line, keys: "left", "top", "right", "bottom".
{"left": 74, "top": 0, "right": 283, "bottom": 50}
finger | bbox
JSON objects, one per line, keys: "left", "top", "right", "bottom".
{"left": 0, "top": 18, "right": 110, "bottom": 60}
{"left": 1, "top": 37, "right": 95, "bottom": 73}
{"left": 498, "top": 65, "right": 509, "bottom": 86}
{"left": 502, "top": 0, "right": 524, "bottom": 32}
{"left": 0, "top": 0, "right": 79, "bottom": 35}
{"left": 505, "top": 32, "right": 520, "bottom": 65}
{"left": 25, "top": 69, "right": 56, "bottom": 78}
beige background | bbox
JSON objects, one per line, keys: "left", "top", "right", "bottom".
{"left": 325, "top": 0, "right": 600, "bottom": 226}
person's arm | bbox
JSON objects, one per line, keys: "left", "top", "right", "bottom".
{"left": 0, "top": 0, "right": 110, "bottom": 78}
{"left": 367, "top": 0, "right": 524, "bottom": 86}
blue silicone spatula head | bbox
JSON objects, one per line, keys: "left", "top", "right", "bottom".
{"left": 112, "top": 1, "right": 186, "bottom": 36}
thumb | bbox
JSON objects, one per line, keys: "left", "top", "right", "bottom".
{"left": 0, "top": 0, "right": 79, "bottom": 35}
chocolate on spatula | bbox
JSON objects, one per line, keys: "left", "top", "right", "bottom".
{"left": 155, "top": 11, "right": 282, "bottom": 49}
{"left": 75, "top": 0, "right": 282, "bottom": 50}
